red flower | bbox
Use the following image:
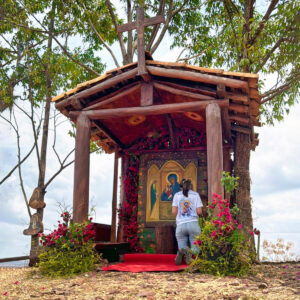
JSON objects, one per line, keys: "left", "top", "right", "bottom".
{"left": 193, "top": 240, "right": 202, "bottom": 246}
{"left": 253, "top": 228, "right": 260, "bottom": 235}
{"left": 14, "top": 281, "right": 19, "bottom": 285}
{"left": 238, "top": 224, "right": 242, "bottom": 229}
{"left": 3, "top": 292, "right": 8, "bottom": 296}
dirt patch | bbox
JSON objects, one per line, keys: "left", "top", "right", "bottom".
{"left": 0, "top": 263, "right": 299, "bottom": 299}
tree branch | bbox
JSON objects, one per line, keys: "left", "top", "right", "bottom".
{"left": 254, "top": 36, "right": 287, "bottom": 73}
{"left": 15, "top": 1, "right": 100, "bottom": 76}
{"left": 127, "top": 0, "right": 133, "bottom": 62}
{"left": 177, "top": 43, "right": 214, "bottom": 62}
{"left": 146, "top": 0, "right": 166, "bottom": 51}
{"left": 43, "top": 159, "right": 74, "bottom": 190}
{"left": 0, "top": 143, "right": 35, "bottom": 185}
{"left": 12, "top": 109, "right": 31, "bottom": 218}
{"left": 249, "top": 0, "right": 279, "bottom": 46}
{"left": 222, "top": 0, "right": 239, "bottom": 53}
{"left": 105, "top": 0, "right": 127, "bottom": 64}
{"left": 82, "top": 3, "right": 120, "bottom": 68}
{"left": 261, "top": 74, "right": 300, "bottom": 104}
{"left": 150, "top": 0, "right": 174, "bottom": 54}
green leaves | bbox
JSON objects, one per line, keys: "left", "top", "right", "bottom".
{"left": 221, "top": 171, "right": 239, "bottom": 195}
{"left": 170, "top": 0, "right": 300, "bottom": 124}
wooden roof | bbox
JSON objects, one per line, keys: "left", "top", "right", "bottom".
{"left": 53, "top": 60, "right": 261, "bottom": 153}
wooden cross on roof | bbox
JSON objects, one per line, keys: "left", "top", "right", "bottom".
{"left": 117, "top": 6, "right": 165, "bottom": 78}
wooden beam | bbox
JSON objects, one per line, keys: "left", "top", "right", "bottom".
{"left": 153, "top": 82, "right": 215, "bottom": 100}
{"left": 225, "top": 92, "right": 249, "bottom": 103}
{"left": 229, "top": 103, "right": 249, "bottom": 114}
{"left": 231, "top": 125, "right": 251, "bottom": 134}
{"left": 110, "top": 151, "right": 119, "bottom": 243}
{"left": 217, "top": 84, "right": 226, "bottom": 99}
{"left": 117, "top": 15, "right": 165, "bottom": 33}
{"left": 73, "top": 113, "right": 91, "bottom": 223}
{"left": 206, "top": 103, "right": 224, "bottom": 210}
{"left": 229, "top": 114, "right": 250, "bottom": 125}
{"left": 249, "top": 88, "right": 262, "bottom": 100}
{"left": 221, "top": 106, "right": 232, "bottom": 143}
{"left": 70, "top": 98, "right": 83, "bottom": 110}
{"left": 55, "top": 67, "right": 138, "bottom": 109}
{"left": 93, "top": 120, "right": 125, "bottom": 149}
{"left": 117, "top": 155, "right": 129, "bottom": 243}
{"left": 70, "top": 99, "right": 229, "bottom": 120}
{"left": 165, "top": 114, "right": 177, "bottom": 149}
{"left": 147, "top": 66, "right": 248, "bottom": 89}
{"left": 83, "top": 84, "right": 140, "bottom": 111}
{"left": 0, "top": 256, "right": 30, "bottom": 263}
{"left": 154, "top": 80, "right": 216, "bottom": 97}
{"left": 141, "top": 81, "right": 153, "bottom": 106}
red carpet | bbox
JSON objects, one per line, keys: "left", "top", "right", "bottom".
{"left": 102, "top": 254, "right": 188, "bottom": 272}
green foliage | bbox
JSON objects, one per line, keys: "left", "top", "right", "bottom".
{"left": 170, "top": 0, "right": 300, "bottom": 124}
{"left": 221, "top": 171, "right": 239, "bottom": 195}
{"left": 38, "top": 212, "right": 102, "bottom": 277}
{"left": 38, "top": 242, "right": 100, "bottom": 277}
{"left": 190, "top": 195, "right": 253, "bottom": 276}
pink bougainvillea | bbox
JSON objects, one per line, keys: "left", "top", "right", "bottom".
{"left": 38, "top": 212, "right": 96, "bottom": 248}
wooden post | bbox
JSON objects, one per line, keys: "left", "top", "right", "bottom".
{"left": 117, "top": 155, "right": 129, "bottom": 242}
{"left": 73, "top": 113, "right": 91, "bottom": 223}
{"left": 110, "top": 151, "right": 119, "bottom": 242}
{"left": 206, "top": 103, "right": 224, "bottom": 207}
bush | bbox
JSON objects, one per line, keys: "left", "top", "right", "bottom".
{"left": 37, "top": 212, "right": 102, "bottom": 277}
{"left": 189, "top": 194, "right": 253, "bottom": 276}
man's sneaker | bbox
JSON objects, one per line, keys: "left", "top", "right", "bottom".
{"left": 175, "top": 249, "right": 184, "bottom": 265}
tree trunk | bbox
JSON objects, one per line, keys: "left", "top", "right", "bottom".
{"left": 29, "top": 8, "right": 54, "bottom": 267}
{"left": 234, "top": 132, "right": 255, "bottom": 252}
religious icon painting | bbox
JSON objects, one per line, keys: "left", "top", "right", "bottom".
{"left": 145, "top": 158, "right": 197, "bottom": 222}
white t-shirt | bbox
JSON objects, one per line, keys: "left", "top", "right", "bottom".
{"left": 172, "top": 190, "right": 203, "bottom": 225}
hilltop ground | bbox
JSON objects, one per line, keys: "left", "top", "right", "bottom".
{"left": 0, "top": 263, "right": 299, "bottom": 299}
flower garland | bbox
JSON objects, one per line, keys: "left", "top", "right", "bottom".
{"left": 130, "top": 126, "right": 206, "bottom": 151}
{"left": 119, "top": 127, "right": 206, "bottom": 251}
{"left": 118, "top": 154, "right": 144, "bottom": 252}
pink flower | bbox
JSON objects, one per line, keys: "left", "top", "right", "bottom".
{"left": 14, "top": 281, "right": 19, "bottom": 285}
{"left": 233, "top": 220, "right": 238, "bottom": 225}
{"left": 208, "top": 205, "right": 214, "bottom": 209}
{"left": 211, "top": 230, "right": 217, "bottom": 238}
{"left": 218, "top": 204, "right": 223, "bottom": 210}
{"left": 3, "top": 292, "right": 8, "bottom": 296}
{"left": 224, "top": 208, "right": 230, "bottom": 215}
{"left": 193, "top": 240, "right": 202, "bottom": 246}
{"left": 238, "top": 224, "right": 242, "bottom": 229}
{"left": 217, "top": 212, "right": 223, "bottom": 218}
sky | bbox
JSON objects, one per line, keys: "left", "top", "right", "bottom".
{"left": 0, "top": 21, "right": 299, "bottom": 262}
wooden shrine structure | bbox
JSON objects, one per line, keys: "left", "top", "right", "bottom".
{"left": 52, "top": 6, "right": 260, "bottom": 254}
{"left": 52, "top": 58, "right": 260, "bottom": 253}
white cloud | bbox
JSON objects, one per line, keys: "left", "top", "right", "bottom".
{"left": 251, "top": 103, "right": 300, "bottom": 256}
